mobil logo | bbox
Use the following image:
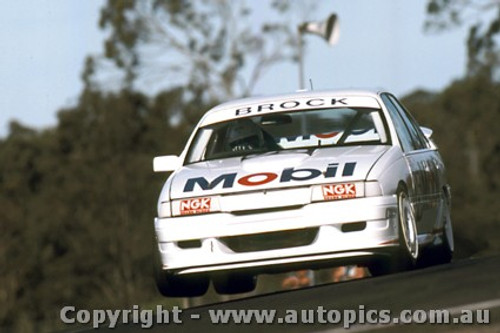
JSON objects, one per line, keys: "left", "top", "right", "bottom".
{"left": 183, "top": 162, "right": 357, "bottom": 192}
{"left": 180, "top": 197, "right": 211, "bottom": 215}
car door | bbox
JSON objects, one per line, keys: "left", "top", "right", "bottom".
{"left": 388, "top": 95, "right": 443, "bottom": 228}
{"left": 381, "top": 94, "right": 439, "bottom": 234}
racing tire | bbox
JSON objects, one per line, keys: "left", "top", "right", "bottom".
{"left": 434, "top": 204, "right": 454, "bottom": 264}
{"left": 421, "top": 194, "right": 454, "bottom": 266}
{"left": 369, "top": 186, "right": 419, "bottom": 276}
{"left": 154, "top": 251, "right": 209, "bottom": 297}
{"left": 213, "top": 273, "right": 257, "bottom": 295}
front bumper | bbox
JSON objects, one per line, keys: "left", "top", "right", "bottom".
{"left": 154, "top": 195, "right": 399, "bottom": 275}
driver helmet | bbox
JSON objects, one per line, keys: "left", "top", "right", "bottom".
{"left": 226, "top": 119, "right": 262, "bottom": 151}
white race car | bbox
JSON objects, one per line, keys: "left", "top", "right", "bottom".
{"left": 153, "top": 90, "right": 454, "bottom": 297}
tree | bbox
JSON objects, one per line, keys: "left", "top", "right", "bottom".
{"left": 0, "top": 87, "right": 198, "bottom": 330}
{"left": 425, "top": 0, "right": 500, "bottom": 77}
{"left": 93, "top": 0, "right": 298, "bottom": 105}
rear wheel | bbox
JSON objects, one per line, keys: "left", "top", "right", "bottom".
{"left": 421, "top": 194, "right": 454, "bottom": 266}
{"left": 213, "top": 273, "right": 257, "bottom": 295}
{"left": 436, "top": 205, "right": 454, "bottom": 263}
{"left": 369, "top": 186, "right": 418, "bottom": 276}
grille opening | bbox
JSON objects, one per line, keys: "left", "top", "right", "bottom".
{"left": 341, "top": 222, "right": 367, "bottom": 233}
{"left": 177, "top": 239, "right": 202, "bottom": 249}
{"left": 219, "top": 228, "right": 318, "bottom": 253}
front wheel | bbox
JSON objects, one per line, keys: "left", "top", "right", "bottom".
{"left": 398, "top": 189, "right": 419, "bottom": 264}
{"left": 213, "top": 273, "right": 257, "bottom": 295}
{"left": 153, "top": 250, "right": 209, "bottom": 297}
{"left": 155, "top": 270, "right": 209, "bottom": 297}
{"left": 369, "top": 187, "right": 419, "bottom": 276}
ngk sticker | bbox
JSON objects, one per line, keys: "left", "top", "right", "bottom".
{"left": 322, "top": 183, "right": 356, "bottom": 200}
{"left": 180, "top": 197, "right": 211, "bottom": 215}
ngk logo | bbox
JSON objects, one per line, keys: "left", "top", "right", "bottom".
{"left": 180, "top": 197, "right": 211, "bottom": 215}
{"left": 322, "top": 183, "right": 356, "bottom": 200}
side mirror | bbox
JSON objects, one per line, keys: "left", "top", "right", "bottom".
{"left": 420, "top": 127, "right": 433, "bottom": 139}
{"left": 153, "top": 155, "right": 181, "bottom": 172}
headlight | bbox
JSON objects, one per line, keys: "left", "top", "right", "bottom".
{"left": 171, "top": 196, "right": 221, "bottom": 216}
{"left": 158, "top": 201, "right": 172, "bottom": 218}
{"left": 364, "top": 181, "right": 383, "bottom": 197}
{"left": 311, "top": 182, "right": 364, "bottom": 202}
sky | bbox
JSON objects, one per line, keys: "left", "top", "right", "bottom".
{"left": 0, "top": 0, "right": 469, "bottom": 137}
{"left": 0, "top": 0, "right": 105, "bottom": 136}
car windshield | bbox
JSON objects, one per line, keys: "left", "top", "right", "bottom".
{"left": 186, "top": 107, "right": 388, "bottom": 163}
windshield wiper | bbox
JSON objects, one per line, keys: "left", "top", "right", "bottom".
{"left": 240, "top": 149, "right": 283, "bottom": 161}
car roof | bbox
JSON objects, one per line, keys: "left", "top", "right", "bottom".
{"left": 212, "top": 89, "right": 382, "bottom": 110}
{"left": 199, "top": 89, "right": 386, "bottom": 126}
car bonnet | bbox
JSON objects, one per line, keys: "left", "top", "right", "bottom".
{"left": 169, "top": 145, "right": 389, "bottom": 200}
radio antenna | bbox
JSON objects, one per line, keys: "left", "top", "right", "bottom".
{"left": 309, "top": 79, "right": 314, "bottom": 90}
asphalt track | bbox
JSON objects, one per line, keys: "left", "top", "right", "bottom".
{"left": 88, "top": 255, "right": 499, "bottom": 332}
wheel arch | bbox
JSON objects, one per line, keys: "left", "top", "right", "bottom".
{"left": 366, "top": 146, "right": 412, "bottom": 196}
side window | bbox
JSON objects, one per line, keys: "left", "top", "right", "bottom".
{"left": 381, "top": 94, "right": 415, "bottom": 152}
{"left": 387, "top": 95, "right": 430, "bottom": 150}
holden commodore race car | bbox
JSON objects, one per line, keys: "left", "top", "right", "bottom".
{"left": 153, "top": 90, "right": 454, "bottom": 297}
